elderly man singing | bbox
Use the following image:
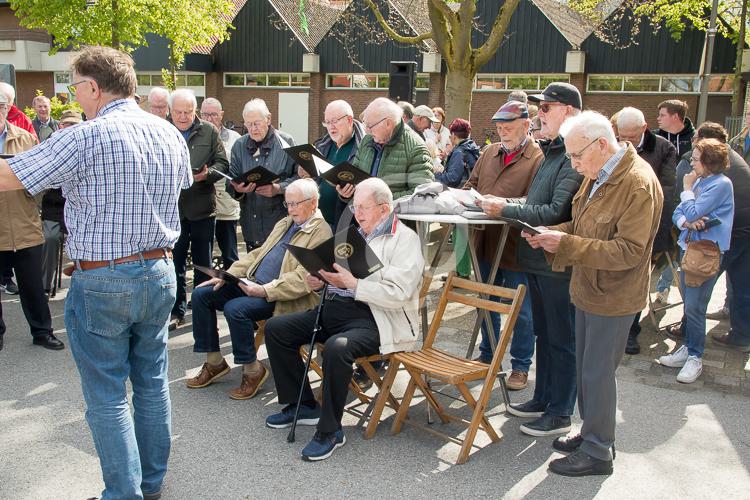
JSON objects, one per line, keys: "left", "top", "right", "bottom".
{"left": 525, "top": 111, "right": 662, "bottom": 477}
{"left": 187, "top": 178, "right": 332, "bottom": 400}
{"left": 263, "top": 177, "right": 424, "bottom": 461}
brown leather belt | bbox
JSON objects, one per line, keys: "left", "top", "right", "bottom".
{"left": 64, "top": 248, "right": 173, "bottom": 276}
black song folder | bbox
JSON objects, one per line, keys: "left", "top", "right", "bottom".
{"left": 284, "top": 144, "right": 325, "bottom": 178}
{"left": 231, "top": 166, "right": 280, "bottom": 186}
{"left": 284, "top": 144, "right": 371, "bottom": 186}
{"left": 286, "top": 225, "right": 383, "bottom": 282}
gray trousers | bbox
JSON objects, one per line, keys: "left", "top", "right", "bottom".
{"left": 41, "top": 220, "right": 64, "bottom": 292}
{"left": 575, "top": 307, "right": 634, "bottom": 461}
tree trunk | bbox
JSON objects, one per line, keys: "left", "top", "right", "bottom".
{"left": 111, "top": 0, "right": 120, "bottom": 49}
{"left": 731, "top": 0, "right": 747, "bottom": 117}
{"left": 444, "top": 68, "right": 476, "bottom": 124}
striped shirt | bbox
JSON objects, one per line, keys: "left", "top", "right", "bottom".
{"left": 8, "top": 99, "right": 192, "bottom": 260}
{"left": 589, "top": 145, "right": 627, "bottom": 199}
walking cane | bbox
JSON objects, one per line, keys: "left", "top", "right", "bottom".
{"left": 288, "top": 283, "right": 328, "bottom": 443}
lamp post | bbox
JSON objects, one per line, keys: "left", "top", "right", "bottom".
{"left": 697, "top": 0, "right": 720, "bottom": 124}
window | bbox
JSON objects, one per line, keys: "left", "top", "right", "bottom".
{"left": 587, "top": 74, "right": 732, "bottom": 94}
{"left": 415, "top": 74, "right": 430, "bottom": 90}
{"left": 54, "top": 72, "right": 73, "bottom": 100}
{"left": 474, "top": 74, "right": 569, "bottom": 91}
{"left": 224, "top": 73, "right": 310, "bottom": 88}
{"left": 135, "top": 72, "right": 206, "bottom": 98}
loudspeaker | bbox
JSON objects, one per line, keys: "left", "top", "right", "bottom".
{"left": 388, "top": 61, "right": 417, "bottom": 104}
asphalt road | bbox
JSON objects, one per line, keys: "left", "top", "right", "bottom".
{"left": 1, "top": 278, "right": 749, "bottom": 500}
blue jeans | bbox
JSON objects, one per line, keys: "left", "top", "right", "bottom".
{"left": 65, "top": 257, "right": 175, "bottom": 500}
{"left": 215, "top": 219, "right": 239, "bottom": 270}
{"left": 528, "top": 273, "right": 577, "bottom": 416}
{"left": 478, "top": 261, "right": 534, "bottom": 371}
{"left": 191, "top": 282, "right": 275, "bottom": 363}
{"left": 656, "top": 265, "right": 673, "bottom": 293}
{"left": 172, "top": 216, "right": 215, "bottom": 318}
{"left": 680, "top": 253, "right": 723, "bottom": 358}
{"left": 724, "top": 235, "right": 750, "bottom": 344}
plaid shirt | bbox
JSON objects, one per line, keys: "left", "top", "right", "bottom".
{"left": 589, "top": 145, "right": 627, "bottom": 199}
{"left": 8, "top": 99, "right": 192, "bottom": 260}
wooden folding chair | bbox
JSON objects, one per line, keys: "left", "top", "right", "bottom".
{"left": 385, "top": 272, "right": 526, "bottom": 464}
{"left": 647, "top": 250, "right": 684, "bottom": 330}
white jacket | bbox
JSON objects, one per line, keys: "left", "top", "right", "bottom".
{"left": 354, "top": 215, "right": 424, "bottom": 354}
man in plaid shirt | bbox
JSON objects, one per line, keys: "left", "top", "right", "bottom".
{"left": 0, "top": 46, "right": 191, "bottom": 500}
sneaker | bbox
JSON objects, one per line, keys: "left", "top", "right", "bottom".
{"left": 676, "top": 355, "right": 702, "bottom": 383}
{"left": 706, "top": 307, "right": 729, "bottom": 320}
{"left": 508, "top": 399, "right": 546, "bottom": 418}
{"left": 520, "top": 414, "right": 571, "bottom": 437}
{"left": 655, "top": 288, "right": 670, "bottom": 305}
{"left": 1, "top": 278, "right": 18, "bottom": 295}
{"left": 301, "top": 430, "right": 346, "bottom": 461}
{"left": 658, "top": 345, "right": 689, "bottom": 368}
{"left": 506, "top": 370, "right": 528, "bottom": 391}
{"left": 265, "top": 403, "right": 320, "bottom": 429}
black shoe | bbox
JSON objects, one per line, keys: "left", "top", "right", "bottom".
{"left": 665, "top": 322, "right": 685, "bottom": 341}
{"left": 1, "top": 278, "right": 18, "bottom": 294}
{"left": 32, "top": 334, "right": 65, "bottom": 350}
{"left": 168, "top": 315, "right": 185, "bottom": 331}
{"left": 508, "top": 399, "right": 546, "bottom": 418}
{"left": 625, "top": 334, "right": 641, "bottom": 355}
{"left": 711, "top": 332, "right": 750, "bottom": 353}
{"left": 352, "top": 365, "right": 373, "bottom": 390}
{"left": 187, "top": 300, "right": 192, "bottom": 310}
{"left": 143, "top": 490, "right": 162, "bottom": 500}
{"left": 553, "top": 433, "right": 583, "bottom": 453}
{"left": 520, "top": 414, "right": 571, "bottom": 437}
{"left": 549, "top": 449, "right": 613, "bottom": 477}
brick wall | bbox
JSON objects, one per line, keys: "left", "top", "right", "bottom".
{"left": 15, "top": 72, "right": 54, "bottom": 109}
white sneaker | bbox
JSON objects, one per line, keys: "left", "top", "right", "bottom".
{"left": 676, "top": 355, "right": 703, "bottom": 383}
{"left": 658, "top": 345, "right": 689, "bottom": 367}
{"left": 655, "top": 289, "right": 670, "bottom": 305}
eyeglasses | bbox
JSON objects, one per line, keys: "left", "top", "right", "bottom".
{"left": 539, "top": 103, "right": 565, "bottom": 113}
{"left": 67, "top": 79, "right": 92, "bottom": 95}
{"left": 348, "top": 203, "right": 384, "bottom": 213}
{"left": 364, "top": 117, "right": 387, "bottom": 131}
{"left": 689, "top": 155, "right": 701, "bottom": 163}
{"left": 322, "top": 115, "right": 348, "bottom": 128}
{"left": 245, "top": 120, "right": 267, "bottom": 130}
{"left": 200, "top": 112, "right": 220, "bottom": 119}
{"left": 565, "top": 138, "right": 599, "bottom": 160}
{"left": 282, "top": 198, "right": 312, "bottom": 209}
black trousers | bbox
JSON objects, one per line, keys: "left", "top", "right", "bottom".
{"left": 172, "top": 216, "right": 215, "bottom": 318}
{"left": 0, "top": 244, "right": 53, "bottom": 338}
{"left": 264, "top": 296, "right": 380, "bottom": 433}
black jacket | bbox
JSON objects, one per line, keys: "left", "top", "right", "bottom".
{"left": 502, "top": 136, "right": 583, "bottom": 277}
{"left": 635, "top": 130, "right": 677, "bottom": 253}
{"left": 655, "top": 117, "right": 695, "bottom": 156}
{"left": 723, "top": 150, "right": 750, "bottom": 239}
{"left": 175, "top": 117, "right": 229, "bottom": 221}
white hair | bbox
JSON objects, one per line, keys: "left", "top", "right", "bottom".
{"left": 357, "top": 177, "right": 393, "bottom": 210}
{"left": 0, "top": 82, "right": 15, "bottom": 103}
{"left": 32, "top": 95, "right": 50, "bottom": 106}
{"left": 202, "top": 97, "right": 223, "bottom": 110}
{"left": 617, "top": 107, "right": 646, "bottom": 130}
{"left": 148, "top": 87, "right": 169, "bottom": 101}
{"left": 242, "top": 98, "right": 271, "bottom": 119}
{"left": 560, "top": 110, "right": 618, "bottom": 147}
{"left": 168, "top": 88, "right": 196, "bottom": 110}
{"left": 286, "top": 178, "right": 320, "bottom": 200}
{"left": 326, "top": 99, "right": 353, "bottom": 117}
{"left": 367, "top": 97, "right": 403, "bottom": 123}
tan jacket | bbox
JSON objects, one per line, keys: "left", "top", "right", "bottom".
{"left": 227, "top": 209, "right": 332, "bottom": 316}
{"left": 464, "top": 140, "right": 543, "bottom": 267}
{"left": 0, "top": 123, "right": 43, "bottom": 251}
{"left": 549, "top": 145, "right": 663, "bottom": 316}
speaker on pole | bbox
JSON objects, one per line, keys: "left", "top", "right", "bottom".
{"left": 388, "top": 61, "right": 417, "bottom": 104}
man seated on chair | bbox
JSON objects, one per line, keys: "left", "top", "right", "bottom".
{"left": 263, "top": 177, "right": 424, "bottom": 461}
{"left": 187, "top": 178, "right": 332, "bottom": 400}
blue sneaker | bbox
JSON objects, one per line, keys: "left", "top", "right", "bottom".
{"left": 301, "top": 430, "right": 346, "bottom": 461}
{"left": 265, "top": 404, "right": 320, "bottom": 429}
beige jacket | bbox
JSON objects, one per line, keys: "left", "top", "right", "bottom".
{"left": 227, "top": 209, "right": 332, "bottom": 316}
{"left": 549, "top": 145, "right": 663, "bottom": 316}
{"left": 0, "top": 123, "right": 43, "bottom": 251}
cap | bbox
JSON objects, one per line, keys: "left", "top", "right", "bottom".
{"left": 59, "top": 109, "right": 83, "bottom": 125}
{"left": 491, "top": 101, "right": 529, "bottom": 122}
{"left": 528, "top": 82, "right": 582, "bottom": 110}
{"left": 413, "top": 105, "right": 439, "bottom": 122}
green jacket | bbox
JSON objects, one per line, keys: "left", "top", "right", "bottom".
{"left": 352, "top": 121, "right": 434, "bottom": 199}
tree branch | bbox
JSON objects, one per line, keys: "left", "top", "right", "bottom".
{"left": 427, "top": 0, "right": 454, "bottom": 70}
{"left": 474, "top": 0, "right": 520, "bottom": 67}
{"left": 363, "top": 0, "right": 433, "bottom": 44}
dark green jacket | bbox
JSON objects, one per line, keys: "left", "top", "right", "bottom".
{"left": 176, "top": 117, "right": 229, "bottom": 221}
{"left": 352, "top": 121, "right": 434, "bottom": 199}
{"left": 502, "top": 136, "right": 583, "bottom": 277}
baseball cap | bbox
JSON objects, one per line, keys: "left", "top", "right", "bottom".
{"left": 413, "top": 105, "right": 439, "bottom": 122}
{"left": 60, "top": 109, "right": 83, "bottom": 125}
{"left": 491, "top": 101, "right": 529, "bottom": 122}
{"left": 528, "top": 82, "right": 582, "bottom": 110}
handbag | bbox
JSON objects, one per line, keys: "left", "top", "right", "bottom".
{"left": 680, "top": 230, "right": 721, "bottom": 287}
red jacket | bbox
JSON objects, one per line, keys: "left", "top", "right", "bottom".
{"left": 7, "top": 105, "right": 38, "bottom": 140}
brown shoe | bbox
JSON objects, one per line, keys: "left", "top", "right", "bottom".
{"left": 506, "top": 370, "right": 528, "bottom": 391}
{"left": 186, "top": 360, "right": 230, "bottom": 388}
{"left": 229, "top": 364, "right": 269, "bottom": 400}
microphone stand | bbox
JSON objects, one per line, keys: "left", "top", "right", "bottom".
{"left": 287, "top": 283, "right": 328, "bottom": 443}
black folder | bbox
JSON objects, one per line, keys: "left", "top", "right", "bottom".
{"left": 497, "top": 216, "right": 542, "bottom": 235}
{"left": 193, "top": 265, "right": 241, "bottom": 284}
{"left": 284, "top": 144, "right": 371, "bottom": 187}
{"left": 320, "top": 161, "right": 371, "bottom": 187}
{"left": 232, "top": 166, "right": 280, "bottom": 186}
{"left": 284, "top": 144, "right": 325, "bottom": 178}
{"left": 286, "top": 225, "right": 383, "bottom": 282}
